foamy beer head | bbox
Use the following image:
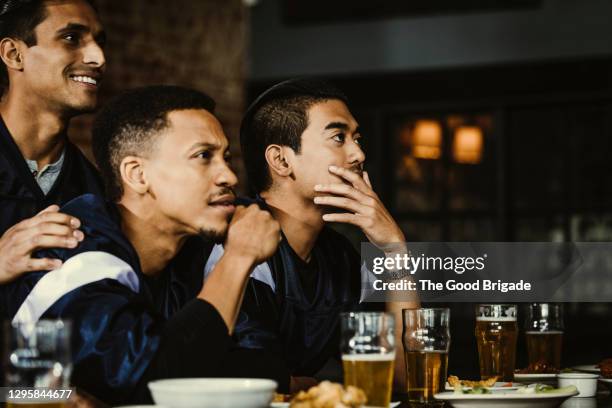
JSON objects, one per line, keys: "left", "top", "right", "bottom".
{"left": 475, "top": 304, "right": 518, "bottom": 381}
{"left": 341, "top": 312, "right": 395, "bottom": 407}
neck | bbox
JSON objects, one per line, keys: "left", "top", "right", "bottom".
{"left": 0, "top": 87, "right": 70, "bottom": 168}
{"left": 117, "top": 200, "right": 186, "bottom": 277}
{"left": 261, "top": 189, "right": 324, "bottom": 262}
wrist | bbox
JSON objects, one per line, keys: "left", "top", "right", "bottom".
{"left": 222, "top": 245, "right": 258, "bottom": 270}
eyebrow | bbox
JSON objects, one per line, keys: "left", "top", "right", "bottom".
{"left": 324, "top": 122, "right": 361, "bottom": 134}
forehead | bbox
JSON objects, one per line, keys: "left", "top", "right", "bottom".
{"left": 306, "top": 99, "right": 357, "bottom": 131}
{"left": 37, "top": 0, "right": 102, "bottom": 34}
{"left": 159, "top": 109, "right": 228, "bottom": 149}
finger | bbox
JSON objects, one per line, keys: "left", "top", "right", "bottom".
{"left": 24, "top": 257, "right": 63, "bottom": 272}
{"left": 314, "top": 183, "right": 370, "bottom": 202}
{"left": 363, "top": 171, "right": 373, "bottom": 188}
{"left": 322, "top": 212, "right": 367, "bottom": 228}
{"left": 37, "top": 204, "right": 60, "bottom": 215}
{"left": 17, "top": 234, "right": 80, "bottom": 253}
{"left": 328, "top": 165, "right": 371, "bottom": 192}
{"left": 21, "top": 211, "right": 81, "bottom": 230}
{"left": 30, "top": 222, "right": 84, "bottom": 241}
{"left": 313, "top": 196, "right": 369, "bottom": 214}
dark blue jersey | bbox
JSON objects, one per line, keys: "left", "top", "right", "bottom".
{"left": 3, "top": 194, "right": 289, "bottom": 404}
{"left": 205, "top": 196, "right": 365, "bottom": 377}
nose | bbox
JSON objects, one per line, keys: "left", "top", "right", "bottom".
{"left": 216, "top": 161, "right": 238, "bottom": 189}
{"left": 348, "top": 139, "right": 366, "bottom": 166}
{"left": 82, "top": 40, "right": 106, "bottom": 70}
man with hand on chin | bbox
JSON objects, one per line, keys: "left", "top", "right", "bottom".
{"left": 0, "top": 0, "right": 106, "bottom": 287}
{"left": 205, "top": 78, "right": 418, "bottom": 390}
{"left": 5, "top": 86, "right": 289, "bottom": 404}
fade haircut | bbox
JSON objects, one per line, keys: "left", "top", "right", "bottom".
{"left": 92, "top": 85, "right": 216, "bottom": 202}
{"left": 240, "top": 78, "right": 348, "bottom": 194}
{"left": 0, "top": 0, "right": 96, "bottom": 94}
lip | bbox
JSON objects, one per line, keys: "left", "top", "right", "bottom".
{"left": 69, "top": 72, "right": 103, "bottom": 89}
{"left": 209, "top": 195, "right": 236, "bottom": 214}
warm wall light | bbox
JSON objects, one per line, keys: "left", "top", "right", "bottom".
{"left": 411, "top": 120, "right": 442, "bottom": 159}
{"left": 453, "top": 126, "right": 483, "bottom": 164}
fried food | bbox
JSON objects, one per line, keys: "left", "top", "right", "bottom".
{"left": 289, "top": 381, "right": 367, "bottom": 408}
{"left": 448, "top": 375, "right": 499, "bottom": 388}
{"left": 599, "top": 358, "right": 612, "bottom": 378}
{"left": 516, "top": 362, "right": 559, "bottom": 374}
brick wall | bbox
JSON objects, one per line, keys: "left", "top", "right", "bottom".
{"left": 69, "top": 0, "right": 249, "bottom": 190}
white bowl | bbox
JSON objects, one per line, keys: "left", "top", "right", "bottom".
{"left": 148, "top": 378, "right": 277, "bottom": 408}
{"left": 557, "top": 373, "right": 598, "bottom": 398}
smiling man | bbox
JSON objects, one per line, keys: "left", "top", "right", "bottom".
{"left": 205, "top": 78, "right": 418, "bottom": 390}
{"left": 5, "top": 86, "right": 288, "bottom": 404}
{"left": 0, "top": 0, "right": 106, "bottom": 286}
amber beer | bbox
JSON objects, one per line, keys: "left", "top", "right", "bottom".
{"left": 475, "top": 317, "right": 518, "bottom": 382}
{"left": 405, "top": 350, "right": 448, "bottom": 403}
{"left": 342, "top": 353, "right": 394, "bottom": 407}
{"left": 526, "top": 331, "right": 563, "bottom": 372}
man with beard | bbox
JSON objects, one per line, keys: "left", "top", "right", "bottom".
{"left": 205, "top": 78, "right": 417, "bottom": 389}
{"left": 0, "top": 0, "right": 105, "bottom": 285}
{"left": 5, "top": 86, "right": 288, "bottom": 404}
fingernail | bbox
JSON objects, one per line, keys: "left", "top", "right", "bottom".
{"left": 70, "top": 218, "right": 80, "bottom": 228}
{"left": 314, "top": 197, "right": 322, "bottom": 203}
{"left": 314, "top": 184, "right": 322, "bottom": 191}
{"left": 73, "top": 230, "right": 84, "bottom": 240}
{"left": 54, "top": 260, "right": 63, "bottom": 268}
{"left": 67, "top": 238, "right": 77, "bottom": 247}
{"left": 322, "top": 214, "right": 330, "bottom": 221}
{"left": 329, "top": 165, "right": 337, "bottom": 171}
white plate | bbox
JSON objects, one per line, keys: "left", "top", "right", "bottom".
{"left": 571, "top": 365, "right": 601, "bottom": 374}
{"left": 434, "top": 388, "right": 578, "bottom": 408}
{"left": 445, "top": 381, "right": 523, "bottom": 391}
{"left": 514, "top": 373, "right": 558, "bottom": 383}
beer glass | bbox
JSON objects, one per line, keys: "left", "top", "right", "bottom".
{"left": 525, "top": 303, "right": 563, "bottom": 373}
{"left": 402, "top": 308, "right": 450, "bottom": 404}
{"left": 475, "top": 304, "right": 517, "bottom": 382}
{"left": 4, "top": 320, "right": 72, "bottom": 408}
{"left": 341, "top": 312, "right": 395, "bottom": 407}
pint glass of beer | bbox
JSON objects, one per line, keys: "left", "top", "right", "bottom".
{"left": 341, "top": 312, "right": 395, "bottom": 407}
{"left": 4, "top": 320, "right": 72, "bottom": 408}
{"left": 402, "top": 308, "right": 450, "bottom": 404}
{"left": 475, "top": 304, "right": 517, "bottom": 382}
{"left": 525, "top": 303, "right": 563, "bottom": 373}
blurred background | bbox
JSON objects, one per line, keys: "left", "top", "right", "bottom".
{"left": 69, "top": 0, "right": 612, "bottom": 380}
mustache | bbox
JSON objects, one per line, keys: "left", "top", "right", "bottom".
{"left": 209, "top": 187, "right": 236, "bottom": 202}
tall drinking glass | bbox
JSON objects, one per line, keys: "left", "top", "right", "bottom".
{"left": 4, "top": 320, "right": 72, "bottom": 408}
{"left": 402, "top": 308, "right": 450, "bottom": 404}
{"left": 341, "top": 312, "right": 395, "bottom": 408}
{"left": 475, "top": 304, "right": 517, "bottom": 382}
{"left": 525, "top": 303, "right": 563, "bottom": 373}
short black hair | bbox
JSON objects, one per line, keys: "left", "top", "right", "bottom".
{"left": 240, "top": 77, "right": 348, "bottom": 194}
{"left": 0, "top": 0, "right": 96, "bottom": 94}
{"left": 92, "top": 85, "right": 216, "bottom": 202}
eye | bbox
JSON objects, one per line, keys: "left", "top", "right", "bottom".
{"left": 332, "top": 133, "right": 346, "bottom": 144}
{"left": 62, "top": 33, "right": 80, "bottom": 45}
{"left": 354, "top": 135, "right": 362, "bottom": 145}
{"left": 224, "top": 152, "right": 232, "bottom": 164}
{"left": 197, "top": 150, "right": 212, "bottom": 161}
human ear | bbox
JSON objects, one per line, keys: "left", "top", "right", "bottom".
{"left": 119, "top": 156, "right": 148, "bottom": 195}
{"left": 0, "top": 38, "right": 24, "bottom": 71}
{"left": 264, "top": 144, "right": 293, "bottom": 178}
